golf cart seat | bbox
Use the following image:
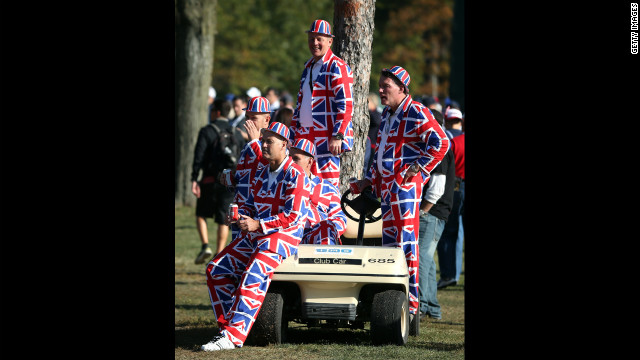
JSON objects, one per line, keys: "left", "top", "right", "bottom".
{"left": 341, "top": 208, "right": 382, "bottom": 245}
{"left": 340, "top": 187, "right": 383, "bottom": 246}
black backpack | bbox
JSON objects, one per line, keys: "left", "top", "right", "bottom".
{"left": 209, "top": 122, "right": 241, "bottom": 174}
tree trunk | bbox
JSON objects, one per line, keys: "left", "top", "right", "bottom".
{"left": 175, "top": 0, "right": 217, "bottom": 207}
{"left": 333, "top": 0, "right": 375, "bottom": 194}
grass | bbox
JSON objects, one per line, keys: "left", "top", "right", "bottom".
{"left": 175, "top": 205, "right": 464, "bottom": 359}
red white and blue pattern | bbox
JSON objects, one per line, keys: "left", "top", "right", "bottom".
{"left": 291, "top": 48, "right": 354, "bottom": 187}
{"left": 231, "top": 140, "right": 266, "bottom": 208}
{"left": 302, "top": 174, "right": 347, "bottom": 245}
{"left": 365, "top": 94, "right": 450, "bottom": 315}
{"left": 226, "top": 139, "right": 268, "bottom": 239}
{"left": 305, "top": 19, "right": 334, "bottom": 37}
{"left": 292, "top": 138, "right": 316, "bottom": 157}
{"left": 262, "top": 121, "right": 291, "bottom": 144}
{"left": 384, "top": 66, "right": 411, "bottom": 88}
{"left": 206, "top": 243, "right": 284, "bottom": 347}
{"left": 243, "top": 96, "right": 271, "bottom": 113}
{"left": 205, "top": 156, "right": 310, "bottom": 347}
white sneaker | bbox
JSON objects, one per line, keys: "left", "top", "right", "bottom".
{"left": 201, "top": 334, "right": 235, "bottom": 351}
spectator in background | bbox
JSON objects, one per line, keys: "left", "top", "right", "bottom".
{"left": 417, "top": 109, "right": 454, "bottom": 321}
{"left": 191, "top": 98, "right": 235, "bottom": 264}
{"left": 279, "top": 91, "right": 295, "bottom": 110}
{"left": 290, "top": 19, "right": 354, "bottom": 187}
{"left": 265, "top": 87, "right": 281, "bottom": 114}
{"left": 231, "top": 95, "right": 249, "bottom": 144}
{"left": 246, "top": 86, "right": 261, "bottom": 99}
{"left": 422, "top": 95, "right": 442, "bottom": 113}
{"left": 353, "top": 66, "right": 449, "bottom": 320}
{"left": 207, "top": 86, "right": 216, "bottom": 123}
{"left": 273, "top": 107, "right": 293, "bottom": 128}
{"left": 444, "top": 107, "right": 464, "bottom": 139}
{"left": 364, "top": 93, "right": 382, "bottom": 173}
{"left": 437, "top": 110, "right": 465, "bottom": 290}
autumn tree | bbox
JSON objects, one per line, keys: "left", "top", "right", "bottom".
{"left": 175, "top": 0, "right": 217, "bottom": 207}
{"left": 371, "top": 0, "right": 453, "bottom": 98}
{"left": 332, "top": 0, "right": 376, "bottom": 194}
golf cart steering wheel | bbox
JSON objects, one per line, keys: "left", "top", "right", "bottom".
{"left": 340, "top": 187, "right": 383, "bottom": 223}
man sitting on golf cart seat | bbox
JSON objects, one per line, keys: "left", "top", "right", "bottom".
{"left": 289, "top": 138, "right": 347, "bottom": 245}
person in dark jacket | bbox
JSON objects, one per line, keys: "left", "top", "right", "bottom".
{"left": 191, "top": 98, "right": 236, "bottom": 264}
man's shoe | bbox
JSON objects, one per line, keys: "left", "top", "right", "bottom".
{"left": 420, "top": 311, "right": 427, "bottom": 322}
{"left": 437, "top": 278, "right": 457, "bottom": 289}
{"left": 195, "top": 246, "right": 213, "bottom": 264}
{"left": 201, "top": 334, "right": 235, "bottom": 351}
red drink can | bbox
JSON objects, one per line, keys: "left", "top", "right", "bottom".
{"left": 349, "top": 177, "right": 360, "bottom": 194}
{"left": 228, "top": 203, "right": 239, "bottom": 222}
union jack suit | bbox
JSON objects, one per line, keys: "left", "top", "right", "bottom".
{"left": 291, "top": 48, "right": 354, "bottom": 187}
{"left": 220, "top": 138, "right": 269, "bottom": 239}
{"left": 365, "top": 94, "right": 450, "bottom": 315}
{"left": 302, "top": 174, "right": 347, "bottom": 245}
{"left": 232, "top": 139, "right": 268, "bottom": 208}
{"left": 205, "top": 156, "right": 310, "bottom": 347}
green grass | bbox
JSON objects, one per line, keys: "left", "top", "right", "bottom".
{"left": 175, "top": 206, "right": 464, "bottom": 359}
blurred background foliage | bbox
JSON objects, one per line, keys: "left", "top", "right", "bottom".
{"left": 212, "top": 0, "right": 454, "bottom": 100}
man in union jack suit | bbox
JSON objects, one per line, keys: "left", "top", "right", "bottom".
{"left": 353, "top": 66, "right": 450, "bottom": 319}
{"left": 219, "top": 96, "right": 272, "bottom": 239}
{"left": 289, "top": 138, "right": 347, "bottom": 245}
{"left": 201, "top": 122, "right": 311, "bottom": 351}
{"left": 290, "top": 19, "right": 354, "bottom": 188}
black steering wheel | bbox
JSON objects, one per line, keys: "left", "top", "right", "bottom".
{"left": 340, "top": 187, "right": 383, "bottom": 223}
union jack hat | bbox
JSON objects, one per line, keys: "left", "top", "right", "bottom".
{"left": 382, "top": 65, "right": 411, "bottom": 93}
{"left": 291, "top": 138, "right": 316, "bottom": 158}
{"left": 445, "top": 108, "right": 463, "bottom": 120}
{"left": 243, "top": 96, "right": 271, "bottom": 113}
{"left": 261, "top": 121, "right": 291, "bottom": 144}
{"left": 306, "top": 19, "right": 334, "bottom": 37}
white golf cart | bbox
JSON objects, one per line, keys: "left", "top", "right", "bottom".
{"left": 246, "top": 187, "right": 420, "bottom": 346}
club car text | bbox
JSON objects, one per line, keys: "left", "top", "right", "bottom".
{"left": 299, "top": 258, "right": 362, "bottom": 265}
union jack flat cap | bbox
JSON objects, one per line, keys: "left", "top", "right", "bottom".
{"left": 306, "top": 19, "right": 334, "bottom": 37}
{"left": 383, "top": 65, "right": 411, "bottom": 93}
{"left": 291, "top": 138, "right": 316, "bottom": 158}
{"left": 261, "top": 121, "right": 291, "bottom": 144}
{"left": 243, "top": 96, "right": 271, "bottom": 113}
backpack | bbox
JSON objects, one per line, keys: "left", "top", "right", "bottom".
{"left": 209, "top": 122, "right": 241, "bottom": 174}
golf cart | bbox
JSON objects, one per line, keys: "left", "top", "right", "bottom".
{"left": 246, "top": 187, "right": 419, "bottom": 346}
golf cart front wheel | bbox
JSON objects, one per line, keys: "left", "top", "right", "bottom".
{"left": 246, "top": 290, "right": 287, "bottom": 346}
{"left": 370, "top": 290, "right": 409, "bottom": 346}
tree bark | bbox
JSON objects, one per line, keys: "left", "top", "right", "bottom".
{"left": 175, "top": 0, "right": 217, "bottom": 207}
{"left": 333, "top": 0, "right": 375, "bottom": 194}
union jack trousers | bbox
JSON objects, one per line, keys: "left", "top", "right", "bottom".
{"left": 365, "top": 94, "right": 450, "bottom": 315}
{"left": 302, "top": 174, "right": 347, "bottom": 245}
{"left": 205, "top": 157, "right": 310, "bottom": 347}
{"left": 291, "top": 48, "right": 354, "bottom": 187}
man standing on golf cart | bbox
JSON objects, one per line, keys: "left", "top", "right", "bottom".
{"left": 289, "top": 138, "right": 347, "bottom": 245}
{"left": 289, "top": 19, "right": 354, "bottom": 188}
{"left": 201, "top": 122, "right": 311, "bottom": 351}
{"left": 352, "top": 66, "right": 450, "bottom": 318}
